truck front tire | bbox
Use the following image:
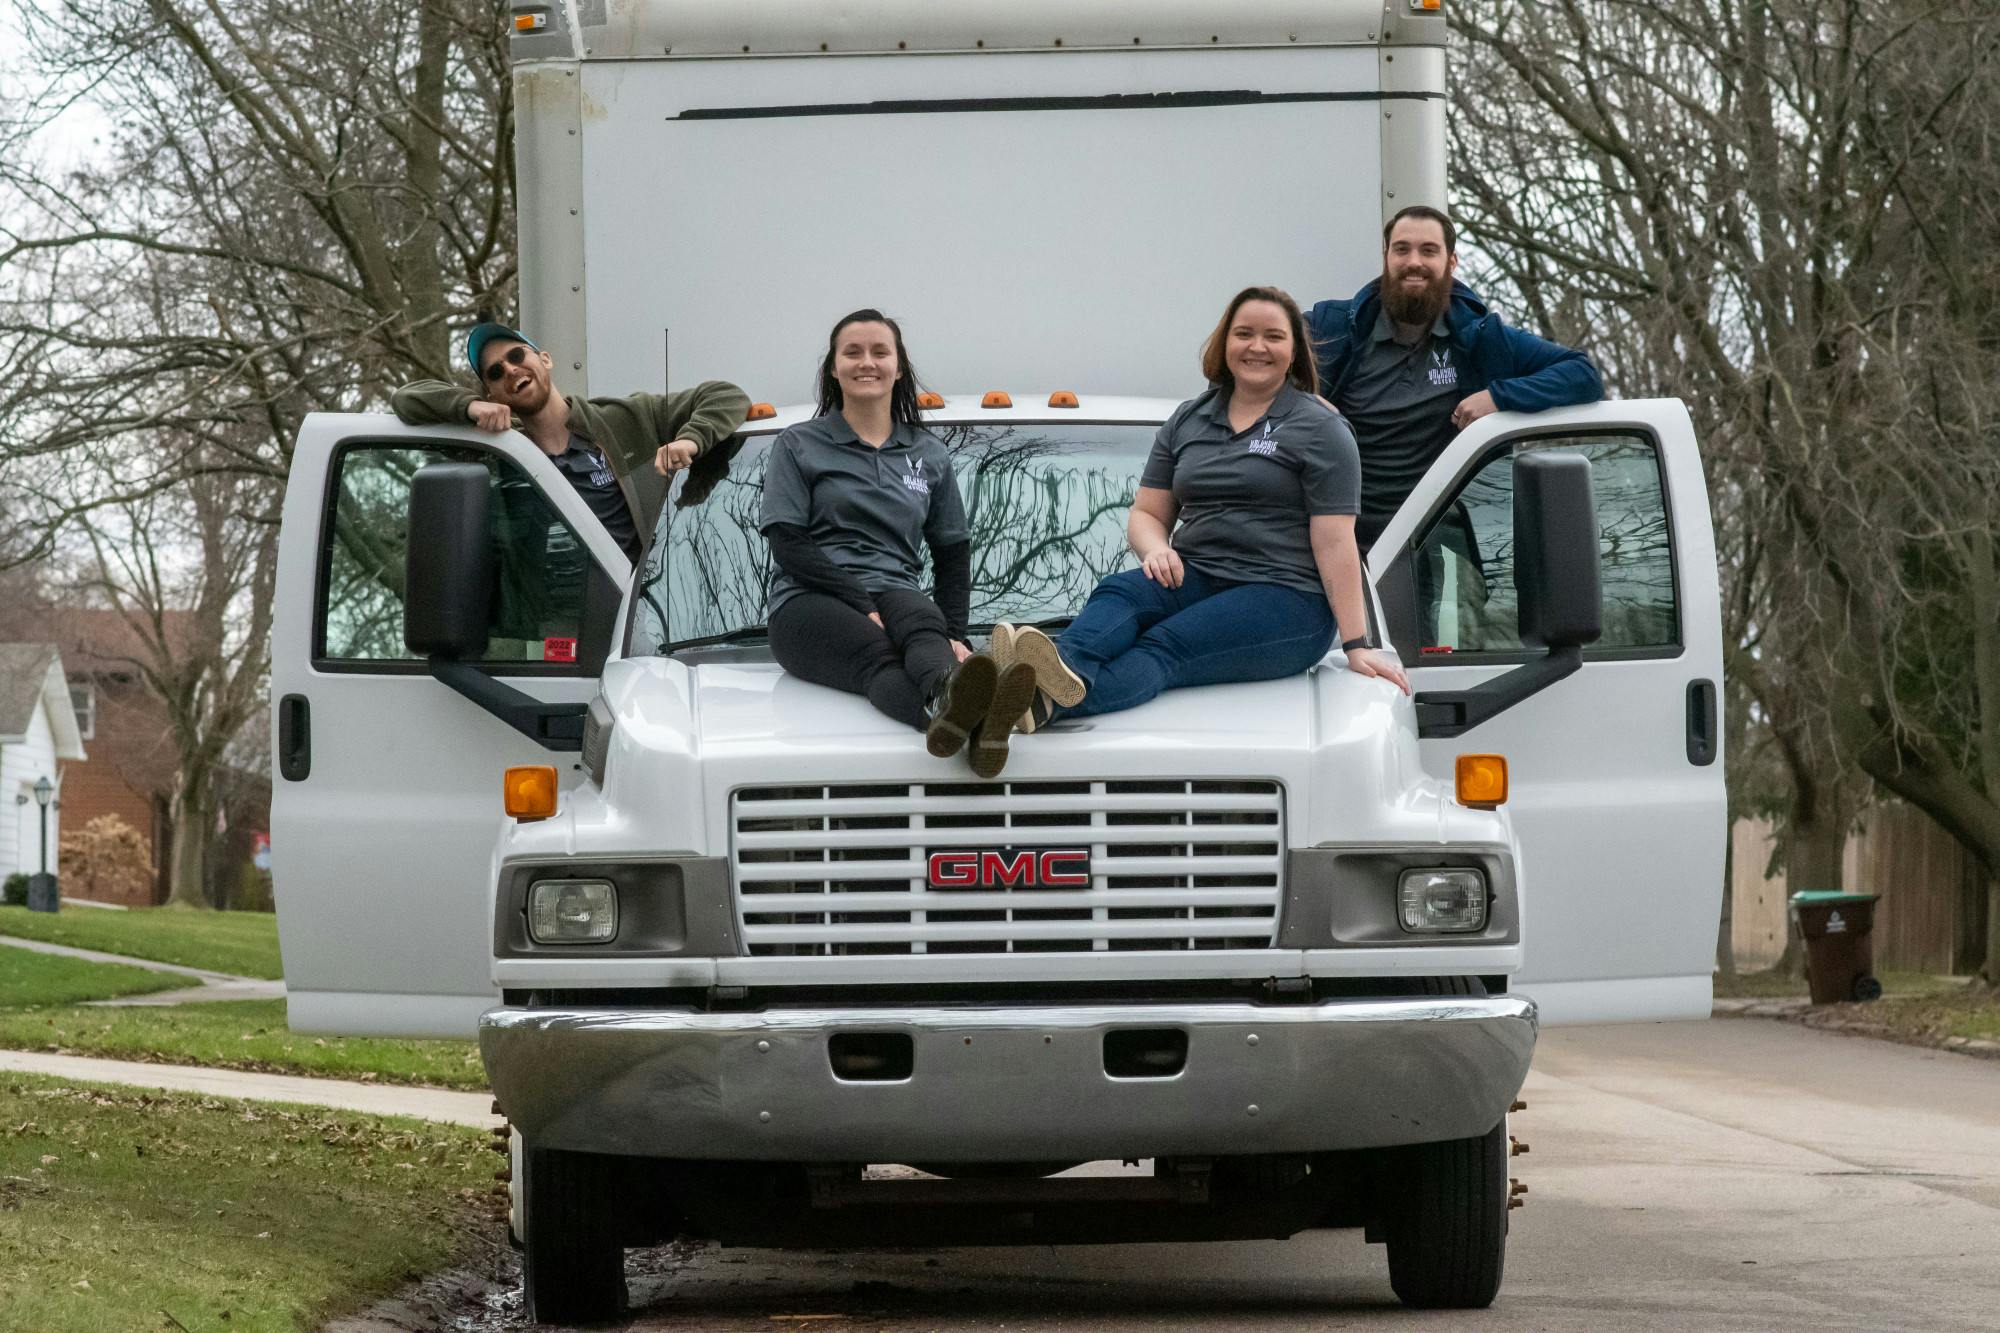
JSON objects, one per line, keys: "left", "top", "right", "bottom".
{"left": 522, "top": 1145, "right": 628, "bottom": 1325}
{"left": 1382, "top": 1121, "right": 1509, "bottom": 1309}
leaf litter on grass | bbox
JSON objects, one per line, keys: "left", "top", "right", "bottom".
{"left": 0, "top": 1075, "right": 506, "bottom": 1332}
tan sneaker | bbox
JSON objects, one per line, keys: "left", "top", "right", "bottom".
{"left": 1003, "top": 624, "right": 1086, "bottom": 708}
{"left": 988, "top": 622, "right": 1019, "bottom": 671}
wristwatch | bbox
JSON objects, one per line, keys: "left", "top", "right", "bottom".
{"left": 1341, "top": 635, "right": 1375, "bottom": 653}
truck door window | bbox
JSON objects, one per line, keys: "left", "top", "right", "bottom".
{"left": 318, "top": 445, "right": 594, "bottom": 667}
{"left": 1411, "top": 433, "right": 1678, "bottom": 657}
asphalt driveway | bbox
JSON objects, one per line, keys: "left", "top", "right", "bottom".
{"left": 585, "top": 1018, "right": 2000, "bottom": 1332}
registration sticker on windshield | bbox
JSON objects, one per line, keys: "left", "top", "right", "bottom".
{"left": 543, "top": 637, "right": 578, "bottom": 663}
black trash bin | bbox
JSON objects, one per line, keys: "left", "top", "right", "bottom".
{"left": 25, "top": 873, "right": 60, "bottom": 914}
{"left": 1789, "top": 891, "right": 1881, "bottom": 1005}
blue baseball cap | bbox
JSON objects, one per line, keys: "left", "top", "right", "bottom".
{"left": 465, "top": 322, "right": 539, "bottom": 377}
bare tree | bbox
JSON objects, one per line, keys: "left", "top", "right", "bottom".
{"left": 3, "top": 0, "right": 515, "bottom": 906}
{"left": 0, "top": 0, "right": 514, "bottom": 532}
{"left": 1449, "top": 0, "right": 2000, "bottom": 979}
{"left": 57, "top": 448, "right": 279, "bottom": 907}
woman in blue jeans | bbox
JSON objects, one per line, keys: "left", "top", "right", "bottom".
{"left": 994, "top": 286, "right": 1410, "bottom": 728}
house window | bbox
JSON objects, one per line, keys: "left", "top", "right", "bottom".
{"left": 70, "top": 681, "right": 95, "bottom": 741}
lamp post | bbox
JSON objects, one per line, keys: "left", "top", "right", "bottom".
{"left": 33, "top": 776, "right": 53, "bottom": 875}
{"left": 26, "top": 776, "right": 58, "bottom": 913}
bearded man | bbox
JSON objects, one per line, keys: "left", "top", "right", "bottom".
{"left": 1305, "top": 206, "right": 1602, "bottom": 549}
{"left": 391, "top": 322, "right": 749, "bottom": 561}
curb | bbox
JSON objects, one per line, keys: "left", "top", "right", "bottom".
{"left": 1714, "top": 995, "right": 2000, "bottom": 1061}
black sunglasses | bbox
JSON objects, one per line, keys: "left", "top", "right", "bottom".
{"left": 482, "top": 344, "right": 534, "bottom": 383}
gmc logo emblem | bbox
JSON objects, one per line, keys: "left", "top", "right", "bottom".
{"left": 927, "top": 848, "right": 1090, "bottom": 890}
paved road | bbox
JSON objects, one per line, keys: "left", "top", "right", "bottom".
{"left": 599, "top": 1020, "right": 2000, "bottom": 1332}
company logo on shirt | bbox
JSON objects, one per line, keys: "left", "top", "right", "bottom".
{"left": 901, "top": 456, "right": 931, "bottom": 494}
{"left": 1245, "top": 419, "right": 1279, "bottom": 458}
{"left": 586, "top": 447, "right": 614, "bottom": 488}
{"left": 1427, "top": 346, "right": 1459, "bottom": 388}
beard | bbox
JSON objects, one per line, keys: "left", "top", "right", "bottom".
{"left": 499, "top": 377, "right": 552, "bottom": 416}
{"left": 1380, "top": 264, "right": 1451, "bottom": 327}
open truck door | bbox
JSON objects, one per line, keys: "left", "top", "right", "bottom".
{"left": 270, "top": 414, "right": 630, "bottom": 1037}
{"left": 1370, "top": 399, "right": 1725, "bottom": 1024}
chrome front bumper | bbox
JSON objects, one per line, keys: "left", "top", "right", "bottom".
{"left": 481, "top": 995, "right": 1536, "bottom": 1162}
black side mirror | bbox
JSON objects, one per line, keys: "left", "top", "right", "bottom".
{"left": 401, "top": 459, "right": 588, "bottom": 751}
{"left": 1414, "top": 450, "right": 1604, "bottom": 739}
{"left": 403, "top": 462, "right": 495, "bottom": 659}
{"left": 1513, "top": 451, "right": 1603, "bottom": 650}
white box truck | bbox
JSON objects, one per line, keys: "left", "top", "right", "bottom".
{"left": 271, "top": 1, "right": 1724, "bottom": 1320}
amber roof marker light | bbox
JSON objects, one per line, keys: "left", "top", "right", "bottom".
{"left": 981, "top": 391, "right": 1013, "bottom": 408}
{"left": 1048, "top": 391, "right": 1080, "bottom": 408}
{"left": 745, "top": 402, "right": 777, "bottom": 421}
{"left": 917, "top": 392, "right": 945, "bottom": 410}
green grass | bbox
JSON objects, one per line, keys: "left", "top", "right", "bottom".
{"left": 0, "top": 1074, "right": 502, "bottom": 1332}
{"left": 0, "top": 1000, "right": 487, "bottom": 1090}
{"left": 0, "top": 949, "right": 186, "bottom": 1007}
{"left": 0, "top": 905, "right": 283, "bottom": 979}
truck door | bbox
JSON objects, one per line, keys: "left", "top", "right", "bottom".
{"left": 1369, "top": 400, "right": 1725, "bottom": 1024}
{"left": 270, "top": 415, "right": 630, "bottom": 1037}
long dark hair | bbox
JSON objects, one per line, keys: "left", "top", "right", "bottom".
{"left": 1200, "top": 286, "right": 1318, "bottom": 396}
{"left": 815, "top": 308, "right": 925, "bottom": 429}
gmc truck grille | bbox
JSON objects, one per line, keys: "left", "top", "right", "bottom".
{"left": 730, "top": 779, "right": 1285, "bottom": 956}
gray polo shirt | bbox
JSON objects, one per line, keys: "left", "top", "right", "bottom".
{"left": 1334, "top": 310, "right": 1467, "bottom": 547}
{"left": 758, "top": 413, "right": 967, "bottom": 616}
{"left": 1139, "top": 384, "right": 1360, "bottom": 598}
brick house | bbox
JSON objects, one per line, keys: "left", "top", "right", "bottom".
{"left": 55, "top": 615, "right": 181, "bottom": 905}
{"left": 0, "top": 603, "right": 273, "bottom": 907}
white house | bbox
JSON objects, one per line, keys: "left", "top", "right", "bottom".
{"left": 0, "top": 643, "right": 88, "bottom": 883}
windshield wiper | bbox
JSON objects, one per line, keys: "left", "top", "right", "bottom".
{"left": 667, "top": 625, "right": 770, "bottom": 652}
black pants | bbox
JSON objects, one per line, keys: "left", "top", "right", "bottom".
{"left": 769, "top": 587, "right": 958, "bottom": 730}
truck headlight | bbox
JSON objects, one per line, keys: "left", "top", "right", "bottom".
{"left": 527, "top": 879, "right": 618, "bottom": 943}
{"left": 1397, "top": 869, "right": 1488, "bottom": 934}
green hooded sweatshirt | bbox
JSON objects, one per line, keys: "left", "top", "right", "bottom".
{"left": 389, "top": 378, "right": 751, "bottom": 548}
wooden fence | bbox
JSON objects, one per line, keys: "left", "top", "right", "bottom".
{"left": 1730, "top": 802, "right": 1993, "bottom": 974}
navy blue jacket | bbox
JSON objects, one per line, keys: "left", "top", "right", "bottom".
{"left": 1304, "top": 278, "right": 1603, "bottom": 414}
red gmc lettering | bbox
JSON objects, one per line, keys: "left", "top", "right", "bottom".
{"left": 928, "top": 849, "right": 1092, "bottom": 888}
{"left": 1038, "top": 849, "right": 1091, "bottom": 886}
{"left": 982, "top": 850, "right": 1037, "bottom": 886}
{"left": 927, "top": 851, "right": 980, "bottom": 887}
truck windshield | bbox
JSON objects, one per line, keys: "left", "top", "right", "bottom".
{"left": 632, "top": 421, "right": 1159, "bottom": 653}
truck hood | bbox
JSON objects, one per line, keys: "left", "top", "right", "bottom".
{"left": 580, "top": 654, "right": 1462, "bottom": 853}
{"left": 619, "top": 656, "right": 1373, "bottom": 758}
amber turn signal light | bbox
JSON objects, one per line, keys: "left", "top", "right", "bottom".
{"left": 1455, "top": 754, "right": 1507, "bottom": 809}
{"left": 504, "top": 766, "right": 559, "bottom": 821}
{"left": 745, "top": 402, "right": 777, "bottom": 421}
{"left": 916, "top": 392, "right": 945, "bottom": 410}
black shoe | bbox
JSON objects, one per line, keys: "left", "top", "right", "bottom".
{"left": 1017, "top": 690, "right": 1057, "bottom": 734}
{"left": 967, "top": 662, "right": 1038, "bottom": 779}
{"left": 926, "top": 655, "right": 998, "bottom": 758}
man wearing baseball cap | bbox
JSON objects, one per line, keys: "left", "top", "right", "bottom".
{"left": 390, "top": 322, "right": 750, "bottom": 559}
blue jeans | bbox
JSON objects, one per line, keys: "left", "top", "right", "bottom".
{"left": 1054, "top": 566, "right": 1336, "bottom": 718}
